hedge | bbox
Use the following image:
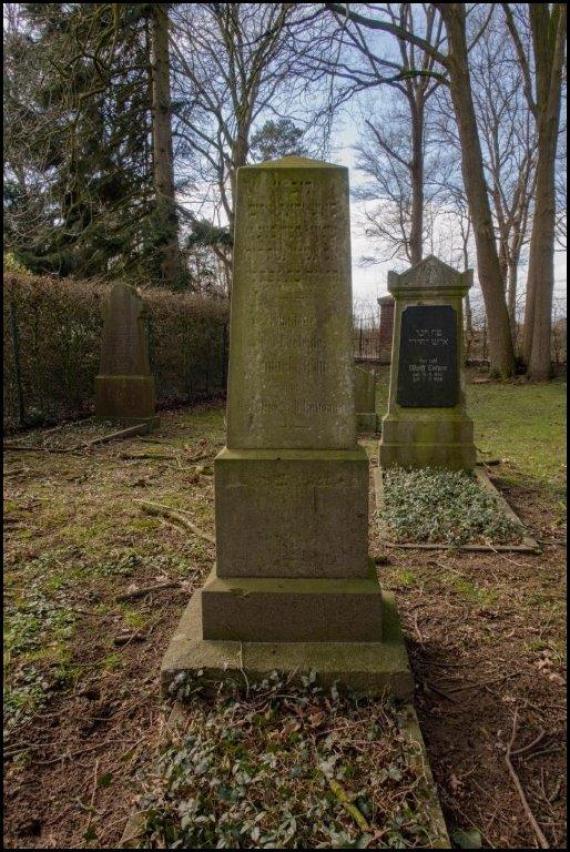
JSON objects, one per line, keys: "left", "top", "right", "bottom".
{"left": 3, "top": 273, "right": 229, "bottom": 432}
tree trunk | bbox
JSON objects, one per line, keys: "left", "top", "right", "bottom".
{"left": 151, "top": 4, "right": 181, "bottom": 288}
{"left": 525, "top": 136, "right": 558, "bottom": 379}
{"left": 507, "top": 257, "right": 518, "bottom": 337}
{"left": 523, "top": 5, "right": 566, "bottom": 380}
{"left": 409, "top": 98, "right": 424, "bottom": 266}
{"left": 460, "top": 223, "right": 473, "bottom": 336}
{"left": 439, "top": 5, "right": 516, "bottom": 378}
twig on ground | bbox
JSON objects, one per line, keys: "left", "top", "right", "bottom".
{"left": 79, "top": 423, "right": 148, "bottom": 448}
{"left": 82, "top": 757, "right": 101, "bottom": 839}
{"left": 134, "top": 499, "right": 215, "bottom": 545}
{"left": 423, "top": 681, "right": 459, "bottom": 704}
{"left": 511, "top": 730, "right": 546, "bottom": 757}
{"left": 40, "top": 421, "right": 77, "bottom": 438}
{"left": 116, "top": 581, "right": 180, "bottom": 603}
{"left": 3, "top": 444, "right": 82, "bottom": 455}
{"left": 443, "top": 671, "right": 519, "bottom": 694}
{"left": 119, "top": 452, "right": 175, "bottom": 460}
{"left": 547, "top": 778, "right": 563, "bottom": 804}
{"left": 329, "top": 779, "right": 371, "bottom": 831}
{"left": 413, "top": 612, "right": 424, "bottom": 644}
{"left": 505, "top": 707, "right": 549, "bottom": 849}
{"left": 113, "top": 633, "right": 147, "bottom": 646}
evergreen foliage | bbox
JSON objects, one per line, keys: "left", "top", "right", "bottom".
{"left": 3, "top": 4, "right": 169, "bottom": 285}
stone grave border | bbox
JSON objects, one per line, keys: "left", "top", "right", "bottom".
{"left": 374, "top": 464, "right": 541, "bottom": 554}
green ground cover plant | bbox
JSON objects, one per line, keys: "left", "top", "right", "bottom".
{"left": 134, "top": 672, "right": 445, "bottom": 850}
{"left": 381, "top": 467, "right": 524, "bottom": 546}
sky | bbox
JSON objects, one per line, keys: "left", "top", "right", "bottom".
{"left": 331, "top": 117, "right": 567, "bottom": 322}
{"left": 317, "top": 15, "right": 568, "bottom": 324}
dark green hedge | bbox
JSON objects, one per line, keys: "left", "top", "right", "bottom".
{"left": 3, "top": 273, "right": 229, "bottom": 431}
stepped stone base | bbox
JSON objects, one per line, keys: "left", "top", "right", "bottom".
{"left": 95, "top": 375, "right": 158, "bottom": 428}
{"left": 380, "top": 413, "right": 475, "bottom": 470}
{"left": 161, "top": 582, "right": 413, "bottom": 699}
{"left": 201, "top": 564, "right": 383, "bottom": 642}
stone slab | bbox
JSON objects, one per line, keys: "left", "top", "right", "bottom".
{"left": 214, "top": 447, "right": 369, "bottom": 578}
{"left": 200, "top": 565, "right": 384, "bottom": 642}
{"left": 379, "top": 413, "right": 475, "bottom": 471}
{"left": 379, "top": 441, "right": 476, "bottom": 471}
{"left": 160, "top": 586, "right": 414, "bottom": 699}
{"left": 354, "top": 365, "right": 376, "bottom": 413}
{"left": 380, "top": 255, "right": 475, "bottom": 471}
{"left": 98, "top": 282, "right": 152, "bottom": 376}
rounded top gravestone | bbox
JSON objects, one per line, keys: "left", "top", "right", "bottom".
{"left": 226, "top": 156, "right": 356, "bottom": 450}
{"left": 99, "top": 282, "right": 151, "bottom": 377}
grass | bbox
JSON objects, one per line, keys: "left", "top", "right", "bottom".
{"left": 375, "top": 367, "right": 566, "bottom": 497}
{"left": 469, "top": 377, "right": 566, "bottom": 491}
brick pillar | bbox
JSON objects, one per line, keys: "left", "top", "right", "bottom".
{"left": 378, "top": 294, "right": 395, "bottom": 362}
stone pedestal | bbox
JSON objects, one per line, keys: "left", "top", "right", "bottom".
{"left": 162, "top": 156, "right": 412, "bottom": 697}
{"left": 379, "top": 256, "right": 476, "bottom": 470}
{"left": 94, "top": 282, "right": 158, "bottom": 429}
{"left": 354, "top": 366, "right": 377, "bottom": 432}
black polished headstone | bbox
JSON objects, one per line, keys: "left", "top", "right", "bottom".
{"left": 397, "top": 305, "right": 458, "bottom": 407}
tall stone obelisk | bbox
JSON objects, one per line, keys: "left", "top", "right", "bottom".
{"left": 162, "top": 157, "right": 412, "bottom": 696}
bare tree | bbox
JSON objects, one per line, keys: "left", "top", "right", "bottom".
{"left": 326, "top": 2, "right": 516, "bottom": 377}
{"left": 503, "top": 3, "right": 567, "bottom": 379}
{"left": 166, "top": 3, "right": 328, "bottom": 292}
{"left": 169, "top": 5, "right": 323, "bottom": 221}
{"left": 296, "top": 4, "right": 446, "bottom": 266}
{"left": 353, "top": 88, "right": 446, "bottom": 265}
{"left": 431, "top": 6, "right": 537, "bottom": 338}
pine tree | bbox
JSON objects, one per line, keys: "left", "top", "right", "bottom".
{"left": 4, "top": 3, "right": 182, "bottom": 287}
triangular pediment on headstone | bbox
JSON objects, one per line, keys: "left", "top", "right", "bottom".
{"left": 255, "top": 155, "right": 343, "bottom": 169}
{"left": 399, "top": 255, "right": 461, "bottom": 287}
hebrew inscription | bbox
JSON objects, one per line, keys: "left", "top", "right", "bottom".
{"left": 397, "top": 305, "right": 458, "bottom": 407}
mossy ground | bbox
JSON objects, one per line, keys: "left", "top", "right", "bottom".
{"left": 3, "top": 373, "right": 567, "bottom": 849}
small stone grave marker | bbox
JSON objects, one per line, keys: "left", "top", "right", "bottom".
{"left": 95, "top": 282, "right": 158, "bottom": 429}
{"left": 354, "top": 365, "right": 377, "bottom": 432}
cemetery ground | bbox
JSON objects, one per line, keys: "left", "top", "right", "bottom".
{"left": 3, "top": 370, "right": 566, "bottom": 849}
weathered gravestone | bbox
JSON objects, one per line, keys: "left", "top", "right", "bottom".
{"left": 379, "top": 256, "right": 476, "bottom": 470}
{"left": 354, "top": 366, "right": 377, "bottom": 432}
{"left": 162, "top": 156, "right": 412, "bottom": 696}
{"left": 95, "top": 282, "right": 158, "bottom": 429}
